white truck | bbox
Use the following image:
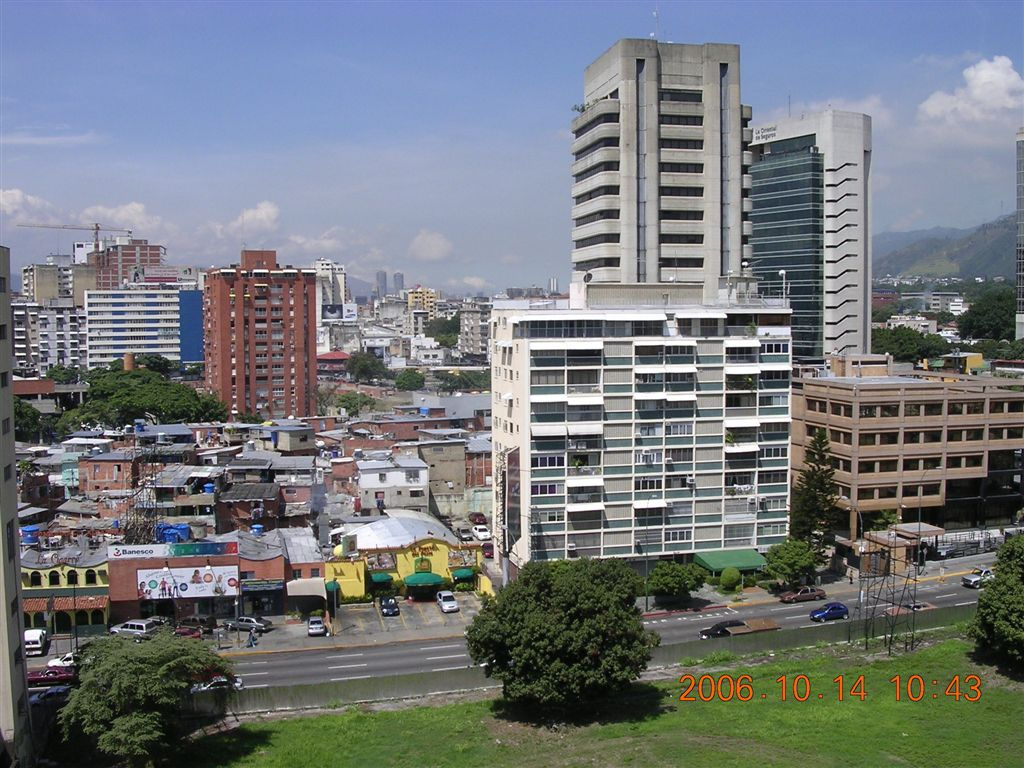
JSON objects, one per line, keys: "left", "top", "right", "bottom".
{"left": 24, "top": 629, "right": 48, "bottom": 656}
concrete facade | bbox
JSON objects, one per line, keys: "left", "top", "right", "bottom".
{"left": 570, "top": 39, "right": 752, "bottom": 299}
{"left": 1, "top": 246, "right": 34, "bottom": 766}
{"left": 749, "top": 110, "right": 872, "bottom": 359}
{"left": 204, "top": 250, "right": 318, "bottom": 419}
{"left": 491, "top": 283, "right": 792, "bottom": 573}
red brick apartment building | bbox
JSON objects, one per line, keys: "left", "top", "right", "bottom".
{"left": 88, "top": 238, "right": 166, "bottom": 290}
{"left": 204, "top": 250, "right": 317, "bottom": 419}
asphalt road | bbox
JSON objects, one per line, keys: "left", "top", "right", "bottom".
{"left": 231, "top": 556, "right": 992, "bottom": 689}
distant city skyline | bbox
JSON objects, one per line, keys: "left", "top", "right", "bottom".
{"left": 1, "top": 1, "right": 1021, "bottom": 292}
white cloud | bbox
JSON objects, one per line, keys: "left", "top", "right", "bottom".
{"left": 0, "top": 131, "right": 101, "bottom": 147}
{"left": 408, "top": 229, "right": 454, "bottom": 262}
{"left": 460, "top": 275, "right": 489, "bottom": 291}
{"left": 0, "top": 188, "right": 56, "bottom": 220}
{"left": 918, "top": 56, "right": 1024, "bottom": 123}
{"left": 77, "top": 201, "right": 163, "bottom": 234}
{"left": 913, "top": 51, "right": 984, "bottom": 69}
{"left": 213, "top": 201, "right": 281, "bottom": 239}
{"left": 759, "top": 94, "right": 894, "bottom": 130}
{"left": 287, "top": 228, "right": 344, "bottom": 253}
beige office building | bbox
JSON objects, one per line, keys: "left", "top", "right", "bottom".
{"left": 793, "top": 371, "right": 1024, "bottom": 536}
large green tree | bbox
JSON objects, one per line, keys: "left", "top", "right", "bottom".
{"left": 338, "top": 391, "right": 376, "bottom": 417}
{"left": 14, "top": 397, "right": 42, "bottom": 442}
{"left": 790, "top": 429, "right": 840, "bottom": 554}
{"left": 59, "top": 632, "right": 234, "bottom": 766}
{"left": 44, "top": 364, "right": 82, "bottom": 384}
{"left": 969, "top": 534, "right": 1024, "bottom": 668}
{"left": 425, "top": 315, "right": 460, "bottom": 348}
{"left": 871, "top": 327, "right": 950, "bottom": 362}
{"left": 55, "top": 368, "right": 227, "bottom": 435}
{"left": 133, "top": 354, "right": 177, "bottom": 377}
{"left": 394, "top": 369, "right": 426, "bottom": 391}
{"left": 764, "top": 539, "right": 818, "bottom": 587}
{"left": 346, "top": 351, "right": 389, "bottom": 383}
{"left": 646, "top": 561, "right": 708, "bottom": 605}
{"left": 466, "top": 559, "right": 658, "bottom": 711}
{"left": 958, "top": 284, "right": 1015, "bottom": 341}
{"left": 434, "top": 369, "right": 490, "bottom": 393}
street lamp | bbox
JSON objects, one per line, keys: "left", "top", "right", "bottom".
{"left": 635, "top": 541, "right": 650, "bottom": 613}
{"left": 778, "top": 270, "right": 788, "bottom": 301}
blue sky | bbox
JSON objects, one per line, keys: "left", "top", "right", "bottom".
{"left": 2, "top": 0, "right": 1022, "bottom": 294}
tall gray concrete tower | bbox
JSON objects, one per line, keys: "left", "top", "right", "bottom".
{"left": 569, "top": 40, "right": 752, "bottom": 301}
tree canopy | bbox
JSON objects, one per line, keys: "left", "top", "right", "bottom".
{"left": 59, "top": 632, "right": 234, "bottom": 766}
{"left": 133, "top": 354, "right": 177, "bottom": 377}
{"left": 434, "top": 369, "right": 490, "bottom": 393}
{"left": 45, "top": 364, "right": 83, "bottom": 384}
{"left": 646, "top": 561, "right": 708, "bottom": 604}
{"left": 425, "top": 315, "right": 460, "bottom": 348}
{"left": 790, "top": 429, "right": 840, "bottom": 555}
{"left": 394, "top": 369, "right": 426, "bottom": 391}
{"left": 346, "top": 351, "right": 389, "bottom": 383}
{"left": 55, "top": 368, "right": 227, "bottom": 436}
{"left": 764, "top": 539, "right": 818, "bottom": 587}
{"left": 14, "top": 397, "right": 43, "bottom": 442}
{"left": 969, "top": 534, "right": 1024, "bottom": 668}
{"left": 465, "top": 559, "right": 658, "bottom": 711}
{"left": 337, "top": 391, "right": 376, "bottom": 417}
{"left": 958, "top": 284, "right": 1015, "bottom": 341}
{"left": 871, "top": 327, "right": 950, "bottom": 362}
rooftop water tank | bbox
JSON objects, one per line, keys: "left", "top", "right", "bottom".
{"left": 202, "top": 483, "right": 216, "bottom": 494}
{"left": 251, "top": 524, "right": 264, "bottom": 537}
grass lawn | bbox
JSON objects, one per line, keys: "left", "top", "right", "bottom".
{"left": 176, "top": 638, "right": 1021, "bottom": 768}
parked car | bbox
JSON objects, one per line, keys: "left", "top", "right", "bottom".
{"left": 468, "top": 512, "right": 487, "bottom": 526}
{"left": 47, "top": 651, "right": 81, "bottom": 669}
{"left": 27, "top": 667, "right": 77, "bottom": 687}
{"left": 698, "top": 620, "right": 745, "bottom": 639}
{"left": 809, "top": 602, "right": 849, "bottom": 622}
{"left": 23, "top": 629, "right": 48, "bottom": 657}
{"left": 224, "top": 616, "right": 273, "bottom": 633}
{"left": 174, "top": 626, "right": 204, "bottom": 640}
{"left": 961, "top": 568, "right": 995, "bottom": 589}
{"left": 177, "top": 614, "right": 218, "bottom": 634}
{"left": 436, "top": 590, "right": 459, "bottom": 613}
{"left": 471, "top": 525, "right": 492, "bottom": 541}
{"left": 456, "top": 527, "right": 474, "bottom": 542}
{"left": 482, "top": 541, "right": 494, "bottom": 559}
{"left": 380, "top": 596, "right": 401, "bottom": 617}
{"left": 779, "top": 586, "right": 827, "bottom": 603}
{"left": 29, "top": 685, "right": 72, "bottom": 707}
{"left": 190, "top": 675, "right": 243, "bottom": 694}
{"left": 307, "top": 616, "right": 327, "bottom": 637}
{"left": 884, "top": 601, "right": 936, "bottom": 618}
{"left": 109, "top": 618, "right": 163, "bottom": 639}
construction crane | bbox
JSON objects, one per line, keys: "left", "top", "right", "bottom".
{"left": 17, "top": 222, "right": 133, "bottom": 256}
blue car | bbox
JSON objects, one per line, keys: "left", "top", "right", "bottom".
{"left": 29, "top": 685, "right": 72, "bottom": 707}
{"left": 809, "top": 602, "right": 849, "bottom": 622}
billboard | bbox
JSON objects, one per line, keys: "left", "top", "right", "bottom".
{"left": 136, "top": 565, "right": 240, "bottom": 600}
{"left": 110, "top": 541, "right": 238, "bottom": 559}
{"left": 323, "top": 303, "right": 358, "bottom": 321}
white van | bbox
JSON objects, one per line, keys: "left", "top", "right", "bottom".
{"left": 24, "top": 629, "right": 48, "bottom": 656}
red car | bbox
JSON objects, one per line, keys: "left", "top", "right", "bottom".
{"left": 27, "top": 667, "right": 77, "bottom": 687}
{"left": 482, "top": 541, "right": 494, "bottom": 559}
{"left": 779, "top": 586, "right": 827, "bottom": 603}
{"left": 469, "top": 512, "right": 487, "bottom": 526}
{"left": 174, "top": 626, "right": 203, "bottom": 639}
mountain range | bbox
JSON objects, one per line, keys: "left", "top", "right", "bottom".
{"left": 872, "top": 214, "right": 1015, "bottom": 279}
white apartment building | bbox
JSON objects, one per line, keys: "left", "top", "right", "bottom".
{"left": 570, "top": 39, "right": 752, "bottom": 298}
{"left": 749, "top": 110, "right": 872, "bottom": 358}
{"left": 1, "top": 247, "right": 34, "bottom": 765}
{"left": 356, "top": 454, "right": 429, "bottom": 514}
{"left": 84, "top": 285, "right": 203, "bottom": 368}
{"left": 458, "top": 300, "right": 491, "bottom": 360}
{"left": 491, "top": 283, "right": 792, "bottom": 574}
{"left": 12, "top": 300, "right": 86, "bottom": 377}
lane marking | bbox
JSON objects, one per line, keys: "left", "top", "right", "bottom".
{"left": 954, "top": 601, "right": 974, "bottom": 606}
{"left": 330, "top": 675, "right": 371, "bottom": 681}
{"left": 421, "top": 644, "right": 461, "bottom": 651}
{"left": 246, "top": 684, "right": 269, "bottom": 689}
{"left": 242, "top": 671, "right": 269, "bottom": 677}
{"left": 782, "top": 615, "right": 806, "bottom": 621}
{"left": 325, "top": 654, "right": 364, "bottom": 659}
{"left": 432, "top": 665, "right": 468, "bottom": 672}
{"left": 935, "top": 593, "right": 957, "bottom": 599}
{"left": 328, "top": 663, "right": 369, "bottom": 669}
{"left": 240, "top": 660, "right": 269, "bottom": 665}
{"left": 770, "top": 607, "right": 792, "bottom": 612}
{"left": 426, "top": 654, "right": 467, "bottom": 661}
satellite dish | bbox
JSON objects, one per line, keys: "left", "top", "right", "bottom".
{"left": 583, "top": 271, "right": 593, "bottom": 284}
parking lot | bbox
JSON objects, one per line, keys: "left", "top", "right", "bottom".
{"left": 333, "top": 592, "right": 482, "bottom": 639}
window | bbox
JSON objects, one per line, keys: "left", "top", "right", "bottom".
{"left": 531, "top": 455, "right": 566, "bottom": 468}
{"left": 3, "top": 464, "right": 10, "bottom": 482}
{"left": 758, "top": 523, "right": 788, "bottom": 537}
{"left": 5, "top": 522, "right": 13, "bottom": 563}
{"left": 665, "top": 529, "right": 693, "bottom": 542}
{"left": 531, "top": 483, "right": 562, "bottom": 496}
{"left": 48, "top": 571, "right": 60, "bottom": 587}
{"left": 311, "top": 568, "right": 320, "bottom": 578}
{"left": 760, "top": 471, "right": 788, "bottom": 484}
{"left": 660, "top": 89, "right": 702, "bottom": 102}
{"left": 66, "top": 570, "right": 79, "bottom": 586}
{"left": 759, "top": 446, "right": 787, "bottom": 459}
{"left": 410, "top": 489, "right": 425, "bottom": 498}
{"left": 0, "top": 371, "right": 7, "bottom": 387}
{"left": 29, "top": 571, "right": 42, "bottom": 586}
{"left": 634, "top": 477, "right": 662, "bottom": 491}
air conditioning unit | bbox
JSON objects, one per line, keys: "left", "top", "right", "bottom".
{"left": 566, "top": 542, "right": 577, "bottom": 551}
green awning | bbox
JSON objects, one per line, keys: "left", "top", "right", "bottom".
{"left": 451, "top": 568, "right": 475, "bottom": 580}
{"left": 370, "top": 572, "right": 394, "bottom": 584}
{"left": 404, "top": 572, "right": 444, "bottom": 587}
{"left": 694, "top": 550, "right": 767, "bottom": 573}
{"left": 325, "top": 580, "right": 341, "bottom": 592}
